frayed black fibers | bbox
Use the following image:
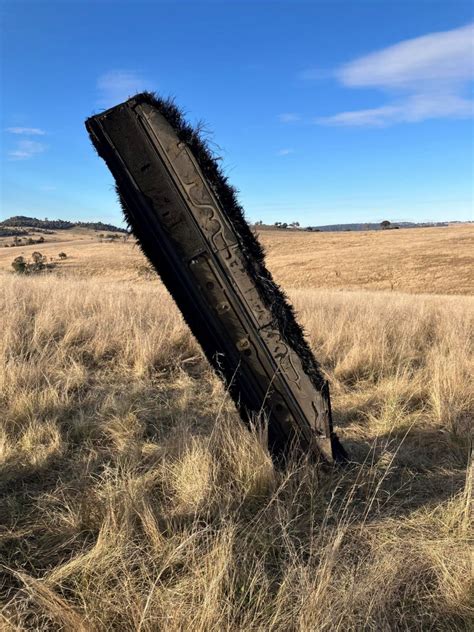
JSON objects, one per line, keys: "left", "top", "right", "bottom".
{"left": 88, "top": 91, "right": 328, "bottom": 395}
{"left": 130, "top": 92, "right": 328, "bottom": 393}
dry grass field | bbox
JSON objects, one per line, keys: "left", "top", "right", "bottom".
{"left": 1, "top": 224, "right": 473, "bottom": 292}
{"left": 0, "top": 225, "right": 473, "bottom": 630}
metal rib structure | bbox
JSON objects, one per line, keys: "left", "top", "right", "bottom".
{"left": 86, "top": 93, "right": 346, "bottom": 464}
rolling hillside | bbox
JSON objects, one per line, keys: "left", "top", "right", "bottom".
{"left": 0, "top": 222, "right": 473, "bottom": 294}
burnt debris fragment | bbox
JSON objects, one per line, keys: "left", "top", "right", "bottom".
{"left": 85, "top": 93, "right": 346, "bottom": 464}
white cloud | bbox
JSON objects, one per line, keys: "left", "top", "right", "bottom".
{"left": 6, "top": 127, "right": 45, "bottom": 135}
{"left": 315, "top": 22, "right": 474, "bottom": 127}
{"left": 8, "top": 139, "right": 47, "bottom": 160}
{"left": 278, "top": 113, "right": 301, "bottom": 123}
{"left": 339, "top": 23, "right": 473, "bottom": 89}
{"left": 317, "top": 94, "right": 473, "bottom": 127}
{"left": 276, "top": 148, "right": 294, "bottom": 156}
{"left": 97, "top": 70, "right": 151, "bottom": 107}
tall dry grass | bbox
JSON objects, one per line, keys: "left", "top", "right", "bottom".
{"left": 0, "top": 272, "right": 472, "bottom": 630}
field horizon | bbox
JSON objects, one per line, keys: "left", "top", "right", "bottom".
{"left": 1, "top": 224, "right": 472, "bottom": 630}
{"left": 1, "top": 223, "right": 473, "bottom": 294}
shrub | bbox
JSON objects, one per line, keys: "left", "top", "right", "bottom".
{"left": 11, "top": 256, "right": 27, "bottom": 274}
{"left": 11, "top": 252, "right": 54, "bottom": 275}
{"left": 58, "top": 252, "right": 67, "bottom": 260}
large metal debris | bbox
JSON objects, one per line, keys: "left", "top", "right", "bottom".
{"left": 85, "top": 93, "right": 346, "bottom": 464}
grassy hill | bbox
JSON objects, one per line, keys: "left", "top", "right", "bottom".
{"left": 0, "top": 215, "right": 127, "bottom": 233}
{"left": 0, "top": 224, "right": 472, "bottom": 630}
{"left": 257, "top": 220, "right": 453, "bottom": 232}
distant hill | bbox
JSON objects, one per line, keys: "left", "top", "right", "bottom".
{"left": 306, "top": 221, "right": 449, "bottom": 232}
{"left": 254, "top": 220, "right": 451, "bottom": 232}
{"left": 0, "top": 215, "right": 128, "bottom": 233}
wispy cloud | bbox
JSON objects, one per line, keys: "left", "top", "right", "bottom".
{"left": 314, "top": 22, "right": 474, "bottom": 127}
{"left": 276, "top": 148, "right": 294, "bottom": 156}
{"left": 277, "top": 113, "right": 301, "bottom": 123}
{"left": 6, "top": 126, "right": 45, "bottom": 135}
{"left": 5, "top": 126, "right": 48, "bottom": 160}
{"left": 317, "top": 94, "right": 473, "bottom": 127}
{"left": 97, "top": 70, "right": 151, "bottom": 107}
{"left": 8, "top": 139, "right": 47, "bottom": 160}
{"left": 338, "top": 23, "right": 473, "bottom": 89}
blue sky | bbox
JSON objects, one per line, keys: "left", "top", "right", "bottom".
{"left": 1, "top": 0, "right": 473, "bottom": 227}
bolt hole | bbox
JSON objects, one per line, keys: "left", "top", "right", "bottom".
{"left": 206, "top": 281, "right": 214, "bottom": 290}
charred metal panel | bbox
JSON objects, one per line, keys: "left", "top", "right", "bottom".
{"left": 85, "top": 93, "right": 346, "bottom": 464}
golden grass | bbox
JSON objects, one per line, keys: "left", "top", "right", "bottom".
{"left": 1, "top": 259, "right": 472, "bottom": 630}
{"left": 258, "top": 224, "right": 474, "bottom": 295}
{"left": 1, "top": 224, "right": 473, "bottom": 293}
